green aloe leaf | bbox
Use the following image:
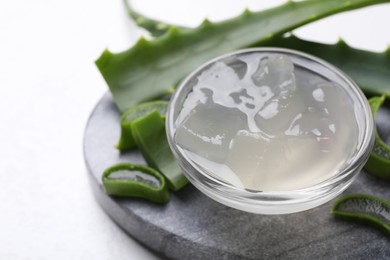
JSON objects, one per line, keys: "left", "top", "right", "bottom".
{"left": 131, "top": 110, "right": 188, "bottom": 191}
{"left": 125, "top": 1, "right": 390, "bottom": 98}
{"left": 332, "top": 194, "right": 390, "bottom": 237}
{"left": 124, "top": 0, "right": 172, "bottom": 37}
{"left": 364, "top": 96, "right": 390, "bottom": 179}
{"left": 116, "top": 100, "right": 168, "bottom": 151}
{"left": 97, "top": 0, "right": 390, "bottom": 112}
{"left": 102, "top": 162, "right": 170, "bottom": 204}
{"left": 266, "top": 36, "right": 390, "bottom": 98}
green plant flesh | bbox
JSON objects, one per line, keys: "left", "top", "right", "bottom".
{"left": 116, "top": 101, "right": 168, "bottom": 151}
{"left": 125, "top": 1, "right": 390, "bottom": 99}
{"left": 97, "top": 0, "right": 390, "bottom": 112}
{"left": 333, "top": 194, "right": 390, "bottom": 237}
{"left": 131, "top": 110, "right": 188, "bottom": 191}
{"left": 102, "top": 163, "right": 170, "bottom": 203}
{"left": 364, "top": 96, "right": 390, "bottom": 179}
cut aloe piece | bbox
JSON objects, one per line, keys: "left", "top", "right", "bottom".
{"left": 364, "top": 96, "right": 390, "bottom": 179}
{"left": 116, "top": 101, "right": 168, "bottom": 151}
{"left": 97, "top": 0, "right": 390, "bottom": 112}
{"left": 131, "top": 110, "right": 188, "bottom": 191}
{"left": 333, "top": 194, "right": 390, "bottom": 237}
{"left": 102, "top": 163, "right": 170, "bottom": 204}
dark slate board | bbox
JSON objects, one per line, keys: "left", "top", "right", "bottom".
{"left": 83, "top": 93, "right": 390, "bottom": 260}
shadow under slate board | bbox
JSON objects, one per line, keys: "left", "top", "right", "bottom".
{"left": 83, "top": 93, "right": 390, "bottom": 260}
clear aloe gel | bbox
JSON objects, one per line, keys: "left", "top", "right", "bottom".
{"left": 108, "top": 170, "right": 161, "bottom": 188}
{"left": 174, "top": 53, "right": 360, "bottom": 191}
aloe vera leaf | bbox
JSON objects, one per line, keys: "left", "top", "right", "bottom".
{"left": 364, "top": 96, "right": 390, "bottom": 179}
{"left": 116, "top": 101, "right": 168, "bottom": 151}
{"left": 131, "top": 110, "right": 188, "bottom": 191}
{"left": 265, "top": 36, "right": 390, "bottom": 97}
{"left": 124, "top": 2, "right": 390, "bottom": 98}
{"left": 97, "top": 0, "right": 390, "bottom": 112}
{"left": 124, "top": 0, "right": 174, "bottom": 37}
{"left": 332, "top": 194, "right": 390, "bottom": 237}
{"left": 102, "top": 162, "right": 170, "bottom": 204}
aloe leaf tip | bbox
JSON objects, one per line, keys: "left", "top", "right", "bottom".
{"left": 201, "top": 18, "right": 211, "bottom": 27}
{"left": 136, "top": 36, "right": 149, "bottom": 45}
{"left": 242, "top": 8, "right": 252, "bottom": 16}
{"left": 95, "top": 49, "right": 114, "bottom": 68}
{"left": 336, "top": 37, "right": 347, "bottom": 46}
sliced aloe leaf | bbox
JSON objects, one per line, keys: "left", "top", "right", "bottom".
{"left": 97, "top": 0, "right": 390, "bottom": 112}
{"left": 333, "top": 194, "right": 390, "bottom": 237}
{"left": 102, "top": 163, "right": 170, "bottom": 203}
{"left": 131, "top": 110, "right": 188, "bottom": 191}
{"left": 364, "top": 96, "right": 390, "bottom": 179}
{"left": 116, "top": 101, "right": 168, "bottom": 151}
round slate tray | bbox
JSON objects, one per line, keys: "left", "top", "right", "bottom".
{"left": 84, "top": 93, "right": 390, "bottom": 260}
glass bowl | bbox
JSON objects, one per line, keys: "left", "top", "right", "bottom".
{"left": 166, "top": 48, "right": 374, "bottom": 214}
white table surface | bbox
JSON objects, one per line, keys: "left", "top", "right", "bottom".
{"left": 0, "top": 0, "right": 389, "bottom": 259}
